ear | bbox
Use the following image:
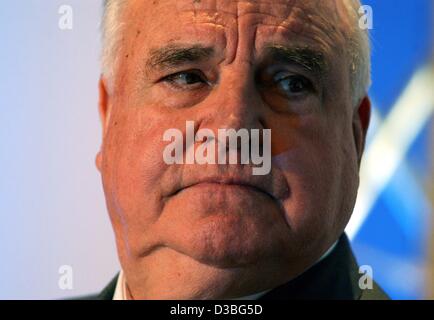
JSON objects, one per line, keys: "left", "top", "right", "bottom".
{"left": 353, "top": 96, "right": 371, "bottom": 166}
{"left": 96, "top": 77, "right": 112, "bottom": 172}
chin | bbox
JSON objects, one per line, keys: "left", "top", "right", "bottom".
{"left": 172, "top": 211, "right": 293, "bottom": 269}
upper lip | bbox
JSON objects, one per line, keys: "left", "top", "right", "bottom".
{"left": 171, "top": 175, "right": 280, "bottom": 200}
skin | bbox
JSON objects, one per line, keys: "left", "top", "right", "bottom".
{"left": 96, "top": 0, "right": 371, "bottom": 299}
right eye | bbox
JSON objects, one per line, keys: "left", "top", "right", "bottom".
{"left": 162, "top": 70, "right": 208, "bottom": 90}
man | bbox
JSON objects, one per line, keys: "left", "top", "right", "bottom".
{"left": 91, "top": 0, "right": 389, "bottom": 299}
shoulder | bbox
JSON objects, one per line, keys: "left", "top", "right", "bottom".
{"left": 64, "top": 273, "right": 119, "bottom": 300}
{"left": 359, "top": 281, "right": 390, "bottom": 300}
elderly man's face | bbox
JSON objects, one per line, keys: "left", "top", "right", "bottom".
{"left": 97, "top": 0, "right": 370, "bottom": 298}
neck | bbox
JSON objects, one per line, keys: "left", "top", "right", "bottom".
{"left": 125, "top": 254, "right": 294, "bottom": 299}
{"left": 120, "top": 244, "right": 337, "bottom": 299}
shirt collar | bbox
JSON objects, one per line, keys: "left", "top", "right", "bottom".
{"left": 112, "top": 270, "right": 127, "bottom": 300}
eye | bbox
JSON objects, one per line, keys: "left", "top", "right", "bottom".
{"left": 162, "top": 70, "right": 208, "bottom": 90}
{"left": 273, "top": 72, "right": 314, "bottom": 97}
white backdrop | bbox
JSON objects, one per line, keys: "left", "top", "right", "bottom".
{"left": 0, "top": 0, "right": 119, "bottom": 299}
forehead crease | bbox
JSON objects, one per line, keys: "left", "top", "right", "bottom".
{"left": 171, "top": 0, "right": 344, "bottom": 41}
{"left": 175, "top": 0, "right": 297, "bottom": 17}
{"left": 266, "top": 4, "right": 347, "bottom": 50}
{"left": 172, "top": 0, "right": 343, "bottom": 21}
{"left": 130, "top": 0, "right": 350, "bottom": 62}
{"left": 137, "top": 0, "right": 346, "bottom": 28}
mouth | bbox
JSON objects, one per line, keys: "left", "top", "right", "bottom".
{"left": 169, "top": 177, "right": 278, "bottom": 201}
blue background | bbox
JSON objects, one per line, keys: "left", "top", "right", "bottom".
{"left": 351, "top": 0, "right": 433, "bottom": 299}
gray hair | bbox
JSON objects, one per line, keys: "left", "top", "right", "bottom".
{"left": 101, "top": 0, "right": 126, "bottom": 91}
{"left": 101, "top": 0, "right": 371, "bottom": 105}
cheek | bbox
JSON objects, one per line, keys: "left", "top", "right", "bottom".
{"left": 274, "top": 144, "right": 335, "bottom": 229}
{"left": 101, "top": 112, "right": 170, "bottom": 241}
{"left": 271, "top": 123, "right": 358, "bottom": 240}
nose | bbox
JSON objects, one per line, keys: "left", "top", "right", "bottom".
{"left": 193, "top": 64, "right": 268, "bottom": 166}
{"left": 199, "top": 64, "right": 265, "bottom": 133}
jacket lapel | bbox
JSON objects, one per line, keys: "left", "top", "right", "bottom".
{"left": 259, "top": 233, "right": 363, "bottom": 300}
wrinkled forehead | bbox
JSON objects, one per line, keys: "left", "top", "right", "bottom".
{"left": 124, "top": 0, "right": 354, "bottom": 54}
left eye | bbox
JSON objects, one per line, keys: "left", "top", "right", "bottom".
{"left": 163, "top": 71, "right": 207, "bottom": 88}
{"left": 274, "top": 73, "right": 313, "bottom": 96}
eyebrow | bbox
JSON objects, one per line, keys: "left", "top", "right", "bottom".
{"left": 263, "top": 45, "right": 328, "bottom": 77}
{"left": 146, "top": 44, "right": 214, "bottom": 72}
{"left": 144, "top": 43, "right": 328, "bottom": 78}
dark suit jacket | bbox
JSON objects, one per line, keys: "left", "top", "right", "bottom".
{"left": 84, "top": 233, "right": 389, "bottom": 300}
